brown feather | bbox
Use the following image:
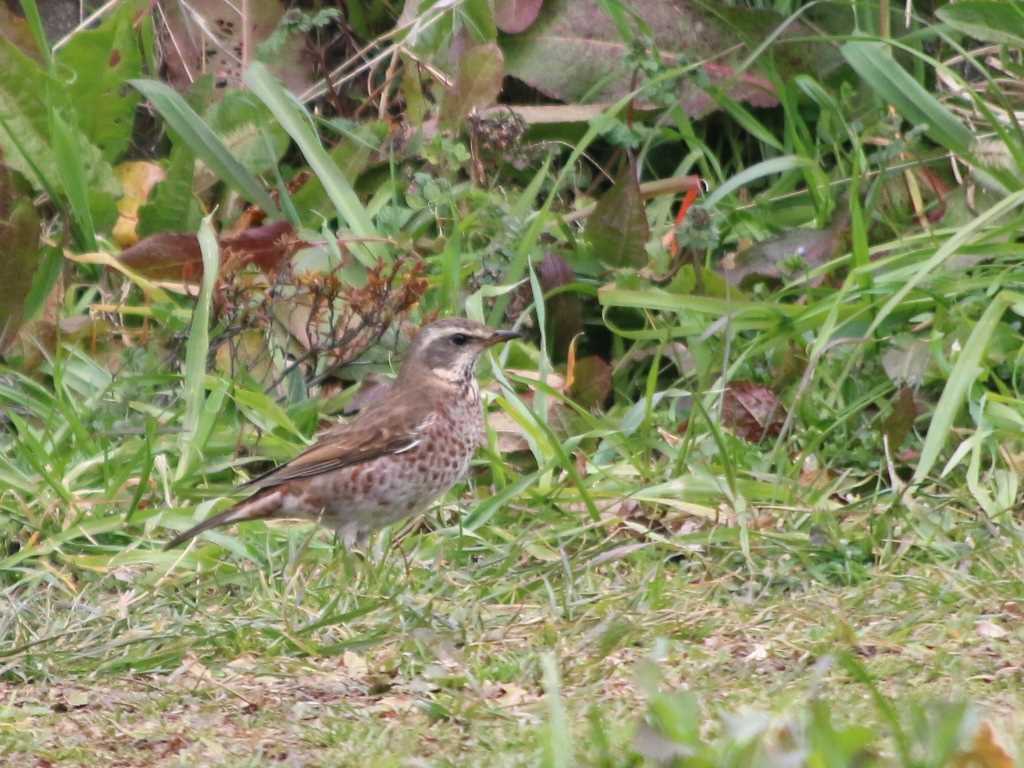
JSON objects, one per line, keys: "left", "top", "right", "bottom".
{"left": 242, "top": 382, "right": 442, "bottom": 491}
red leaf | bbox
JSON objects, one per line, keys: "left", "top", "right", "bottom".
{"left": 221, "top": 221, "right": 308, "bottom": 273}
{"left": 722, "top": 381, "right": 786, "bottom": 442}
{"left": 117, "top": 222, "right": 308, "bottom": 281}
{"left": 494, "top": 0, "right": 544, "bottom": 33}
{"left": 442, "top": 43, "right": 505, "bottom": 127}
{"left": 117, "top": 233, "right": 203, "bottom": 281}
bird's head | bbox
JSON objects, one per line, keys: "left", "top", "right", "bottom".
{"left": 399, "top": 318, "right": 520, "bottom": 387}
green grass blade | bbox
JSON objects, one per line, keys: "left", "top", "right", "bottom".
{"left": 540, "top": 653, "right": 572, "bottom": 768}
{"left": 243, "top": 62, "right": 384, "bottom": 268}
{"left": 912, "top": 290, "right": 1024, "bottom": 486}
{"left": 49, "top": 108, "right": 96, "bottom": 251}
{"left": 842, "top": 41, "right": 973, "bottom": 155}
{"left": 703, "top": 155, "right": 812, "bottom": 208}
{"left": 174, "top": 215, "right": 220, "bottom": 482}
{"left": 129, "top": 79, "right": 280, "bottom": 216}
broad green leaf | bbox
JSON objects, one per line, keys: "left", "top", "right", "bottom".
{"left": 0, "top": 36, "right": 119, "bottom": 199}
{"left": 937, "top": 1, "right": 1024, "bottom": 48}
{"left": 57, "top": 5, "right": 143, "bottom": 162}
{"left": 841, "top": 41, "right": 973, "bottom": 155}
{"left": 201, "top": 90, "right": 290, "bottom": 183}
{"left": 129, "top": 78, "right": 280, "bottom": 215}
{"left": 137, "top": 136, "right": 200, "bottom": 237}
{"left": 137, "top": 78, "right": 212, "bottom": 237}
{"left": 463, "top": 0, "right": 497, "bottom": 41}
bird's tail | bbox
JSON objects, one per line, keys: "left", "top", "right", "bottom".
{"left": 163, "top": 490, "right": 280, "bottom": 550}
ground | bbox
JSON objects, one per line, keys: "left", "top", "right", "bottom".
{"left": 3, "top": 526, "right": 1022, "bottom": 766}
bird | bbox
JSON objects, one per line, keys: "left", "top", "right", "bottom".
{"left": 164, "top": 318, "right": 520, "bottom": 550}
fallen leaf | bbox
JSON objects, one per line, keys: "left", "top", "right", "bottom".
{"left": 538, "top": 253, "right": 583, "bottom": 358}
{"left": 495, "top": 682, "right": 530, "bottom": 707}
{"left": 117, "top": 221, "right": 308, "bottom": 281}
{"left": 882, "top": 337, "right": 931, "bottom": 387}
{"left": 976, "top": 620, "right": 1008, "bottom": 640}
{"left": 113, "top": 161, "right": 167, "bottom": 247}
{"left": 881, "top": 386, "right": 919, "bottom": 452}
{"left": 721, "top": 381, "right": 786, "bottom": 442}
{"left": 159, "top": 0, "right": 316, "bottom": 96}
{"left": 502, "top": 0, "right": 838, "bottom": 115}
{"left": 65, "top": 690, "right": 90, "bottom": 708}
{"left": 585, "top": 160, "right": 650, "bottom": 268}
{"left": 723, "top": 214, "right": 848, "bottom": 287}
{"left": 116, "top": 232, "right": 203, "bottom": 282}
{"left": 745, "top": 644, "right": 769, "bottom": 661}
{"left": 442, "top": 43, "right": 505, "bottom": 127}
{"left": 342, "top": 650, "right": 369, "bottom": 675}
{"left": 488, "top": 409, "right": 532, "bottom": 453}
{"left": 0, "top": 165, "right": 41, "bottom": 354}
{"left": 0, "top": 5, "right": 40, "bottom": 59}
{"left": 954, "top": 721, "right": 1014, "bottom": 768}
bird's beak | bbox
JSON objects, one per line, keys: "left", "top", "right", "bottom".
{"left": 485, "top": 329, "right": 522, "bottom": 346}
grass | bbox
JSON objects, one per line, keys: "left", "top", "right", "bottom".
{"left": 2, "top": 525, "right": 1022, "bottom": 765}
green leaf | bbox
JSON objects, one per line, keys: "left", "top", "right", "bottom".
{"left": 912, "top": 290, "right": 1024, "bottom": 486}
{"left": 21, "top": 246, "right": 62, "bottom": 326}
{"left": 137, "top": 78, "right": 212, "bottom": 237}
{"left": 202, "top": 90, "right": 290, "bottom": 181}
{"left": 244, "top": 61, "right": 384, "bottom": 267}
{"left": 462, "top": 0, "right": 497, "bottom": 42}
{"left": 0, "top": 36, "right": 119, "bottom": 199}
{"left": 129, "top": 78, "right": 280, "bottom": 216}
{"left": 137, "top": 133, "right": 200, "bottom": 237}
{"left": 704, "top": 154, "right": 812, "bottom": 208}
{"left": 233, "top": 387, "right": 305, "bottom": 440}
{"left": 289, "top": 120, "right": 388, "bottom": 225}
{"left": 175, "top": 215, "right": 220, "bottom": 482}
{"left": 937, "top": 1, "right": 1024, "bottom": 47}
{"left": 585, "top": 160, "right": 649, "bottom": 268}
{"left": 540, "top": 653, "right": 573, "bottom": 768}
{"left": 50, "top": 108, "right": 96, "bottom": 250}
{"left": 841, "top": 41, "right": 973, "bottom": 155}
{"left": 57, "top": 6, "right": 143, "bottom": 162}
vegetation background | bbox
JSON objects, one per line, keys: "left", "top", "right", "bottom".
{"left": 1, "top": 0, "right": 1023, "bottom": 765}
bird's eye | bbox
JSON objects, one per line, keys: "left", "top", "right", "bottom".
{"left": 451, "top": 333, "right": 469, "bottom": 347}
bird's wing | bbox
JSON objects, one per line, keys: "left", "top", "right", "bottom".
{"left": 242, "top": 394, "right": 434, "bottom": 491}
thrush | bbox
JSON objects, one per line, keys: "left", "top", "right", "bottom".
{"left": 164, "top": 318, "right": 520, "bottom": 549}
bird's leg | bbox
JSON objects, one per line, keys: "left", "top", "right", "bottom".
{"left": 332, "top": 520, "right": 365, "bottom": 551}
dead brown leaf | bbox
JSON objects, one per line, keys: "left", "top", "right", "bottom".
{"left": 954, "top": 721, "right": 1014, "bottom": 768}
{"left": 721, "top": 381, "right": 786, "bottom": 442}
